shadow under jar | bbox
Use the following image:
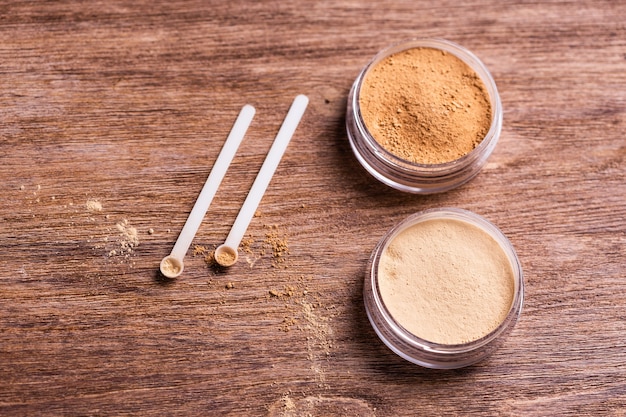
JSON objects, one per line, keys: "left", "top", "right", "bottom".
{"left": 363, "top": 208, "right": 524, "bottom": 369}
{"left": 346, "top": 38, "right": 503, "bottom": 194}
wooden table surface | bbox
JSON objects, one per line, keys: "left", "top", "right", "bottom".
{"left": 1, "top": 1, "right": 625, "bottom": 415}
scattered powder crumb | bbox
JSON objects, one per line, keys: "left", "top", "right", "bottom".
{"left": 196, "top": 224, "right": 288, "bottom": 270}
{"left": 204, "top": 251, "right": 216, "bottom": 265}
{"left": 225, "top": 282, "right": 235, "bottom": 290}
{"left": 266, "top": 276, "right": 335, "bottom": 389}
{"left": 268, "top": 286, "right": 297, "bottom": 298}
{"left": 280, "top": 317, "right": 298, "bottom": 332}
{"left": 265, "top": 274, "right": 334, "bottom": 386}
{"left": 254, "top": 210, "right": 262, "bottom": 217}
{"left": 86, "top": 199, "right": 103, "bottom": 212}
{"left": 194, "top": 245, "right": 216, "bottom": 265}
{"left": 19, "top": 185, "right": 25, "bottom": 191}
{"left": 301, "top": 299, "right": 334, "bottom": 359}
{"left": 194, "top": 245, "right": 209, "bottom": 256}
{"left": 148, "top": 228, "right": 154, "bottom": 235}
{"left": 241, "top": 236, "right": 254, "bottom": 254}
{"left": 264, "top": 225, "right": 289, "bottom": 267}
{"left": 268, "top": 395, "right": 376, "bottom": 417}
{"left": 115, "top": 219, "right": 139, "bottom": 255}
{"left": 282, "top": 395, "right": 296, "bottom": 413}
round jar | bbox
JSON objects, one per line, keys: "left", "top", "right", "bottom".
{"left": 363, "top": 208, "right": 523, "bottom": 369}
{"left": 346, "top": 39, "right": 503, "bottom": 194}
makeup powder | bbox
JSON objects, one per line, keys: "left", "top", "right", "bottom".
{"left": 347, "top": 39, "right": 503, "bottom": 194}
{"left": 359, "top": 47, "right": 492, "bottom": 165}
{"left": 378, "top": 216, "right": 515, "bottom": 345}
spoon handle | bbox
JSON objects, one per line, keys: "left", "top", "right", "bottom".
{"left": 224, "top": 95, "right": 308, "bottom": 250}
{"left": 170, "top": 104, "right": 256, "bottom": 260}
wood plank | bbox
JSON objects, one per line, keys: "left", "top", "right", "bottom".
{"left": 1, "top": 1, "right": 625, "bottom": 415}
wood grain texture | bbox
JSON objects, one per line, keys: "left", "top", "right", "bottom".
{"left": 1, "top": 1, "right": 625, "bottom": 415}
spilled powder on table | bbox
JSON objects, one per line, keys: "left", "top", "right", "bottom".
{"left": 300, "top": 298, "right": 335, "bottom": 360}
{"left": 240, "top": 236, "right": 254, "bottom": 254}
{"left": 264, "top": 224, "right": 289, "bottom": 268}
{"left": 193, "top": 245, "right": 216, "bottom": 266}
{"left": 192, "top": 221, "right": 336, "bottom": 391}
{"left": 267, "top": 395, "right": 377, "bottom": 417}
{"left": 267, "top": 274, "right": 336, "bottom": 388}
{"left": 86, "top": 199, "right": 103, "bottom": 212}
{"left": 194, "top": 223, "right": 334, "bottom": 364}
{"left": 108, "top": 218, "right": 139, "bottom": 258}
{"left": 195, "top": 223, "right": 289, "bottom": 270}
{"left": 116, "top": 219, "right": 139, "bottom": 252}
{"left": 21, "top": 190, "right": 147, "bottom": 266}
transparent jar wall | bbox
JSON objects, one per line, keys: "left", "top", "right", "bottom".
{"left": 363, "top": 208, "right": 524, "bottom": 369}
{"left": 347, "top": 39, "right": 503, "bottom": 194}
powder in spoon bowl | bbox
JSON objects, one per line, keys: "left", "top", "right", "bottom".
{"left": 364, "top": 208, "right": 523, "bottom": 369}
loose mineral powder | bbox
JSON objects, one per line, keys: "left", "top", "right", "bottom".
{"left": 359, "top": 47, "right": 492, "bottom": 165}
{"left": 363, "top": 208, "right": 523, "bottom": 369}
{"left": 346, "top": 39, "right": 503, "bottom": 194}
{"left": 378, "top": 217, "right": 514, "bottom": 345}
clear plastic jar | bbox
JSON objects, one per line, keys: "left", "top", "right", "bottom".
{"left": 346, "top": 38, "right": 503, "bottom": 194}
{"left": 363, "top": 208, "right": 523, "bottom": 369}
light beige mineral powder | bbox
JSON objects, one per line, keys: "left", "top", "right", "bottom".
{"left": 378, "top": 217, "right": 514, "bottom": 345}
{"left": 161, "top": 257, "right": 181, "bottom": 277}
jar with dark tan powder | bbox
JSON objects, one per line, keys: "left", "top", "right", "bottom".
{"left": 346, "top": 38, "right": 503, "bottom": 194}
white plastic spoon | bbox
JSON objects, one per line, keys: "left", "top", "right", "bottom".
{"left": 160, "top": 104, "right": 255, "bottom": 278}
{"left": 214, "top": 94, "right": 309, "bottom": 267}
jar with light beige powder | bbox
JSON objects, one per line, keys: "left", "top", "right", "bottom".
{"left": 363, "top": 208, "right": 523, "bottom": 369}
